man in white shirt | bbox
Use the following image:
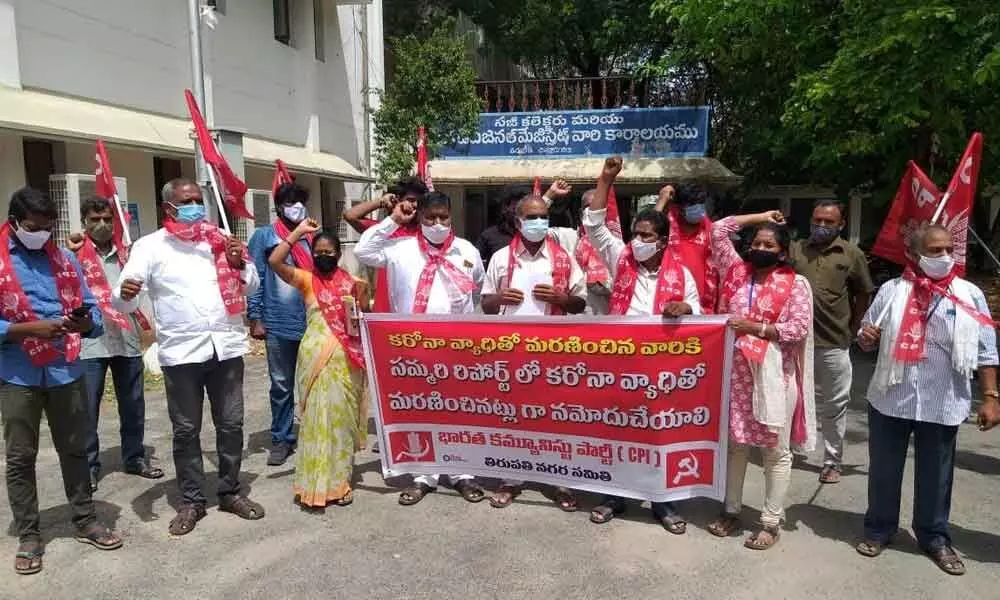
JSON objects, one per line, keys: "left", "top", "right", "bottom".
{"left": 113, "top": 179, "right": 264, "bottom": 536}
{"left": 354, "top": 191, "right": 488, "bottom": 506}
{"left": 481, "top": 194, "right": 587, "bottom": 510}
{"left": 856, "top": 223, "right": 999, "bottom": 576}
{"left": 584, "top": 157, "right": 701, "bottom": 535}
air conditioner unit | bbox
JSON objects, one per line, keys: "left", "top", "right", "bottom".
{"left": 48, "top": 174, "right": 128, "bottom": 247}
{"left": 234, "top": 189, "right": 274, "bottom": 242}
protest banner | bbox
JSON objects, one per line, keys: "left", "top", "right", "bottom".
{"left": 362, "top": 315, "right": 733, "bottom": 502}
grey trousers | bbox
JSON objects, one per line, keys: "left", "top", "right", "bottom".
{"left": 814, "top": 347, "right": 853, "bottom": 467}
{"left": 1, "top": 379, "right": 96, "bottom": 542}
{"left": 162, "top": 356, "right": 245, "bottom": 506}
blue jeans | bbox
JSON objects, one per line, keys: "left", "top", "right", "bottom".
{"left": 266, "top": 335, "right": 300, "bottom": 446}
{"left": 82, "top": 356, "right": 146, "bottom": 474}
{"left": 864, "top": 404, "right": 958, "bottom": 551}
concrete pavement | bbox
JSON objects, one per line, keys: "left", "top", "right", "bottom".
{"left": 0, "top": 353, "right": 998, "bottom": 599}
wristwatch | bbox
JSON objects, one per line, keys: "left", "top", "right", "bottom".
{"left": 983, "top": 391, "right": 999, "bottom": 399}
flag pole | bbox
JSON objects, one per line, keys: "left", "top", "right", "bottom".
{"left": 205, "top": 166, "right": 232, "bottom": 236}
{"left": 111, "top": 192, "right": 132, "bottom": 246}
{"left": 187, "top": 0, "right": 209, "bottom": 188}
{"left": 930, "top": 189, "right": 952, "bottom": 224}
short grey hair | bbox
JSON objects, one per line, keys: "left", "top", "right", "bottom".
{"left": 907, "top": 223, "right": 951, "bottom": 255}
{"left": 515, "top": 194, "right": 548, "bottom": 217}
{"left": 160, "top": 178, "right": 199, "bottom": 205}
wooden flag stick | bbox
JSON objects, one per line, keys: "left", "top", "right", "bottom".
{"left": 205, "top": 166, "right": 232, "bottom": 236}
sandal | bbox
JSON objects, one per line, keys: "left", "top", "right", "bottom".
{"left": 334, "top": 491, "right": 354, "bottom": 507}
{"left": 925, "top": 545, "right": 966, "bottom": 576}
{"left": 74, "top": 524, "right": 123, "bottom": 550}
{"left": 489, "top": 485, "right": 521, "bottom": 509}
{"left": 399, "top": 483, "right": 435, "bottom": 506}
{"left": 453, "top": 479, "right": 486, "bottom": 503}
{"left": 856, "top": 540, "right": 888, "bottom": 557}
{"left": 651, "top": 502, "right": 687, "bottom": 535}
{"left": 819, "top": 465, "right": 841, "bottom": 484}
{"left": 14, "top": 540, "right": 43, "bottom": 575}
{"left": 589, "top": 497, "right": 627, "bottom": 524}
{"left": 125, "top": 461, "right": 165, "bottom": 480}
{"left": 707, "top": 514, "right": 742, "bottom": 538}
{"left": 744, "top": 524, "right": 780, "bottom": 550}
{"left": 219, "top": 495, "right": 266, "bottom": 520}
{"left": 168, "top": 504, "right": 207, "bottom": 536}
{"left": 553, "top": 487, "right": 578, "bottom": 513}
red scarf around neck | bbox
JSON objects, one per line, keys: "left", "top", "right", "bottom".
{"left": 372, "top": 223, "right": 418, "bottom": 313}
{"left": 667, "top": 204, "right": 718, "bottom": 314}
{"left": 413, "top": 231, "right": 476, "bottom": 314}
{"left": 575, "top": 226, "right": 611, "bottom": 285}
{"left": 77, "top": 235, "right": 151, "bottom": 332}
{"left": 505, "top": 234, "right": 572, "bottom": 315}
{"left": 272, "top": 219, "right": 314, "bottom": 272}
{"left": 163, "top": 219, "right": 249, "bottom": 316}
{"left": 0, "top": 223, "right": 83, "bottom": 366}
{"left": 313, "top": 268, "right": 364, "bottom": 369}
{"left": 723, "top": 263, "right": 797, "bottom": 364}
{"left": 608, "top": 244, "right": 686, "bottom": 315}
{"left": 894, "top": 265, "right": 995, "bottom": 362}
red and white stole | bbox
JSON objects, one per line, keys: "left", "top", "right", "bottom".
{"left": 667, "top": 204, "right": 718, "bottom": 314}
{"left": 0, "top": 223, "right": 83, "bottom": 366}
{"left": 575, "top": 226, "right": 611, "bottom": 285}
{"left": 372, "top": 223, "right": 418, "bottom": 313}
{"left": 608, "top": 245, "right": 686, "bottom": 315}
{"left": 723, "top": 263, "right": 797, "bottom": 365}
{"left": 313, "top": 268, "right": 364, "bottom": 369}
{"left": 272, "top": 219, "right": 313, "bottom": 272}
{"left": 163, "top": 219, "right": 249, "bottom": 316}
{"left": 413, "top": 231, "right": 476, "bottom": 314}
{"left": 505, "top": 234, "right": 572, "bottom": 316}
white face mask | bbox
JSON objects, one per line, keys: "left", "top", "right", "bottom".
{"left": 281, "top": 202, "right": 307, "bottom": 224}
{"left": 15, "top": 224, "right": 51, "bottom": 250}
{"left": 518, "top": 218, "right": 550, "bottom": 243}
{"left": 631, "top": 238, "right": 660, "bottom": 262}
{"left": 421, "top": 223, "right": 451, "bottom": 245}
{"left": 919, "top": 254, "right": 954, "bottom": 280}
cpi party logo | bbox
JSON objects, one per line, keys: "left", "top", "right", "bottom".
{"left": 389, "top": 431, "right": 436, "bottom": 464}
{"left": 666, "top": 449, "right": 714, "bottom": 488}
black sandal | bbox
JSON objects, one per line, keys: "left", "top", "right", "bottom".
{"left": 590, "top": 497, "right": 627, "bottom": 524}
{"left": 399, "top": 483, "right": 435, "bottom": 506}
{"left": 856, "top": 539, "right": 888, "bottom": 557}
{"left": 553, "top": 488, "right": 578, "bottom": 513}
{"left": 651, "top": 503, "right": 687, "bottom": 535}
{"left": 925, "top": 545, "right": 966, "bottom": 576}
{"left": 744, "top": 524, "right": 780, "bottom": 550}
{"left": 334, "top": 491, "right": 354, "bottom": 507}
{"left": 74, "top": 524, "right": 123, "bottom": 550}
{"left": 707, "top": 513, "right": 742, "bottom": 538}
{"left": 219, "top": 495, "right": 266, "bottom": 520}
{"left": 168, "top": 504, "right": 207, "bottom": 536}
{"left": 14, "top": 540, "right": 43, "bottom": 575}
{"left": 453, "top": 479, "right": 486, "bottom": 503}
{"left": 125, "top": 461, "right": 165, "bottom": 480}
{"left": 490, "top": 485, "right": 521, "bottom": 509}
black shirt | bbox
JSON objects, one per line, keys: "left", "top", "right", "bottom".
{"left": 475, "top": 225, "right": 515, "bottom": 265}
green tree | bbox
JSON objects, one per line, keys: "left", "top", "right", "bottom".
{"left": 373, "top": 26, "right": 481, "bottom": 183}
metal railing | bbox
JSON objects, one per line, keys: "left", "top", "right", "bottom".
{"left": 475, "top": 76, "right": 705, "bottom": 113}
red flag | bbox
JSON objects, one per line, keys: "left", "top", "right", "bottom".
{"left": 271, "top": 159, "right": 294, "bottom": 197}
{"left": 416, "top": 126, "right": 428, "bottom": 181}
{"left": 184, "top": 89, "right": 252, "bottom": 219}
{"left": 532, "top": 177, "right": 542, "bottom": 196}
{"left": 872, "top": 133, "right": 981, "bottom": 275}
{"left": 606, "top": 185, "right": 623, "bottom": 238}
{"left": 95, "top": 140, "right": 131, "bottom": 247}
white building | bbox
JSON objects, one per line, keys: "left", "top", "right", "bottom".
{"left": 0, "top": 0, "right": 382, "bottom": 242}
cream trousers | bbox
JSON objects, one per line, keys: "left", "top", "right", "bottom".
{"left": 724, "top": 444, "right": 793, "bottom": 527}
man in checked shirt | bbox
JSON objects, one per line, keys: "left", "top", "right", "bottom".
{"left": 856, "top": 223, "right": 1000, "bottom": 576}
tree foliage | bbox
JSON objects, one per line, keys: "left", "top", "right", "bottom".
{"left": 657, "top": 0, "right": 1000, "bottom": 202}
{"left": 373, "top": 25, "right": 481, "bottom": 183}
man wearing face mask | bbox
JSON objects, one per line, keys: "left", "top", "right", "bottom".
{"left": 583, "top": 157, "right": 702, "bottom": 534}
{"left": 475, "top": 185, "right": 528, "bottom": 265}
{"left": 788, "top": 200, "right": 873, "bottom": 484}
{"left": 856, "top": 224, "right": 998, "bottom": 576}
{"left": 67, "top": 197, "right": 162, "bottom": 492}
{"left": 113, "top": 178, "right": 263, "bottom": 536}
{"left": 355, "top": 191, "right": 488, "bottom": 506}
{"left": 481, "top": 194, "right": 587, "bottom": 510}
{"left": 247, "top": 182, "right": 313, "bottom": 466}
{"left": 655, "top": 183, "right": 720, "bottom": 315}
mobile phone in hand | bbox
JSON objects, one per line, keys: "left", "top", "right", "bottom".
{"left": 71, "top": 304, "right": 93, "bottom": 319}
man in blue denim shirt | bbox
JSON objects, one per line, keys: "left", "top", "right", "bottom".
{"left": 0, "top": 187, "right": 120, "bottom": 575}
{"left": 248, "top": 183, "right": 312, "bottom": 465}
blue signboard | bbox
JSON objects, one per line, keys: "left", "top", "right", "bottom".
{"left": 440, "top": 106, "right": 710, "bottom": 160}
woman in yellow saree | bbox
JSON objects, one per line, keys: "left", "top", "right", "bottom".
{"left": 268, "top": 219, "right": 368, "bottom": 508}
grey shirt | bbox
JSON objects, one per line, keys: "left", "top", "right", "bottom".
{"left": 80, "top": 247, "right": 146, "bottom": 360}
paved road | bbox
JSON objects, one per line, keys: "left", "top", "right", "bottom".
{"left": 0, "top": 353, "right": 998, "bottom": 599}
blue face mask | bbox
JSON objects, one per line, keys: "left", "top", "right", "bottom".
{"left": 173, "top": 203, "right": 206, "bottom": 224}
{"left": 683, "top": 203, "right": 706, "bottom": 224}
{"left": 519, "top": 217, "right": 550, "bottom": 243}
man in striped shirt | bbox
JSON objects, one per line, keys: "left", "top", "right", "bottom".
{"left": 856, "top": 224, "right": 1000, "bottom": 576}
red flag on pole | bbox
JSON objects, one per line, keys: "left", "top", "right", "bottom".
{"left": 184, "top": 89, "right": 252, "bottom": 219}
{"left": 95, "top": 139, "right": 132, "bottom": 247}
{"left": 271, "top": 159, "right": 294, "bottom": 197}
{"left": 872, "top": 133, "right": 981, "bottom": 275}
{"left": 532, "top": 177, "right": 542, "bottom": 196}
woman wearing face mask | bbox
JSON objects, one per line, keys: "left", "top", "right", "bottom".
{"left": 269, "top": 218, "right": 368, "bottom": 508}
{"left": 706, "top": 210, "right": 816, "bottom": 550}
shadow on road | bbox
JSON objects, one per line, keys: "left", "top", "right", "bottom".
{"left": 130, "top": 472, "right": 260, "bottom": 523}
{"left": 5, "top": 500, "right": 122, "bottom": 543}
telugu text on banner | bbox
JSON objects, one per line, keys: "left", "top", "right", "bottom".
{"left": 361, "top": 315, "right": 733, "bottom": 502}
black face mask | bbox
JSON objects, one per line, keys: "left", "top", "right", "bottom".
{"left": 748, "top": 249, "right": 781, "bottom": 269}
{"left": 314, "top": 255, "right": 339, "bottom": 273}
